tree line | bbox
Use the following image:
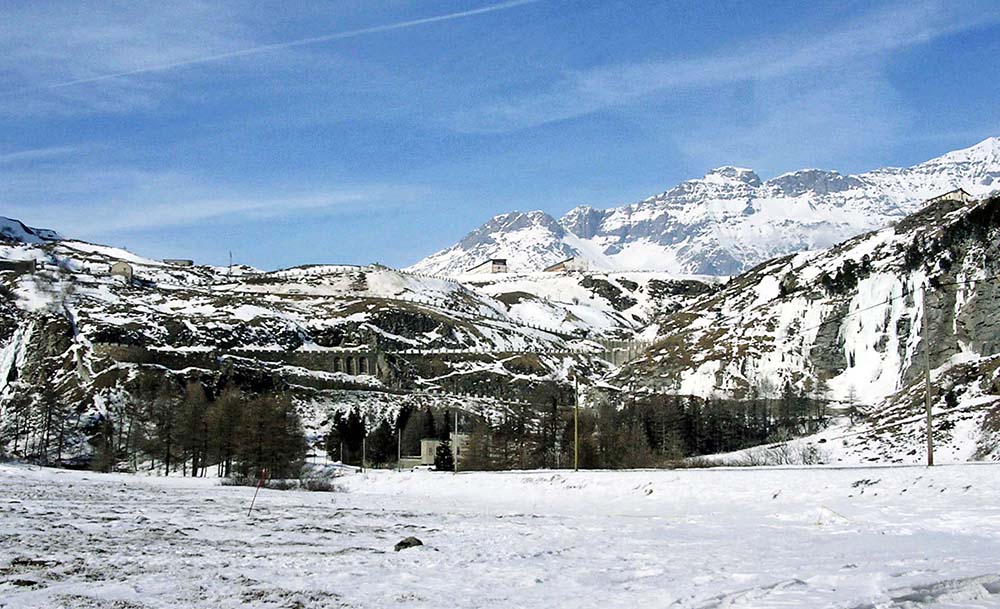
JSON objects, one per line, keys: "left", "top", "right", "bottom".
{"left": 1, "top": 370, "right": 309, "bottom": 478}
{"left": 93, "top": 375, "right": 308, "bottom": 478}
{"left": 3, "top": 368, "right": 827, "bottom": 474}
{"left": 333, "top": 383, "right": 829, "bottom": 470}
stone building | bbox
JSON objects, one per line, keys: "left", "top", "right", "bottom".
{"left": 419, "top": 433, "right": 471, "bottom": 468}
{"left": 466, "top": 258, "right": 508, "bottom": 274}
{"left": 927, "top": 188, "right": 974, "bottom": 205}
{"left": 110, "top": 261, "right": 134, "bottom": 284}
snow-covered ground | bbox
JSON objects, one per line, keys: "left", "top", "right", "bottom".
{"left": 2, "top": 464, "right": 1000, "bottom": 608}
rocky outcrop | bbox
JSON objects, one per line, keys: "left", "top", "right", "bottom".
{"left": 615, "top": 195, "right": 1000, "bottom": 461}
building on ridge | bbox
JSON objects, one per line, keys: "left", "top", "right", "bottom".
{"left": 466, "top": 258, "right": 508, "bottom": 274}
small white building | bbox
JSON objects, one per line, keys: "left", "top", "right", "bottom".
{"left": 466, "top": 258, "right": 508, "bottom": 274}
{"left": 420, "top": 439, "right": 438, "bottom": 465}
{"left": 926, "top": 188, "right": 974, "bottom": 205}
{"left": 543, "top": 256, "right": 589, "bottom": 272}
{"left": 110, "top": 261, "right": 134, "bottom": 284}
{"left": 419, "top": 433, "right": 471, "bottom": 468}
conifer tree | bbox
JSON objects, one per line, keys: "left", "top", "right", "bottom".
{"left": 434, "top": 439, "right": 454, "bottom": 471}
{"left": 368, "top": 418, "right": 396, "bottom": 467}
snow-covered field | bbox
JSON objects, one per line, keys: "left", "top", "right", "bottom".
{"left": 2, "top": 464, "right": 1000, "bottom": 608}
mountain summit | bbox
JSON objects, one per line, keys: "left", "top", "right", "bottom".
{"left": 409, "top": 137, "right": 1000, "bottom": 276}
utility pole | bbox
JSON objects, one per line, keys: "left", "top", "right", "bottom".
{"left": 923, "top": 283, "right": 934, "bottom": 467}
{"left": 397, "top": 427, "right": 402, "bottom": 472}
{"left": 454, "top": 410, "right": 459, "bottom": 473}
{"left": 574, "top": 376, "right": 579, "bottom": 472}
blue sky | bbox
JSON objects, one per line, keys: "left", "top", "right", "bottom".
{"left": 1, "top": 0, "right": 999, "bottom": 270}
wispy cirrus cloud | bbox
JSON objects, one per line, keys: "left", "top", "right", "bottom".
{"left": 0, "top": 0, "right": 543, "bottom": 116}
{"left": 8, "top": 0, "right": 541, "bottom": 95}
{"left": 0, "top": 145, "right": 83, "bottom": 165}
{"left": 451, "top": 0, "right": 1000, "bottom": 133}
{"left": 0, "top": 2, "right": 250, "bottom": 115}
{"left": 0, "top": 166, "right": 428, "bottom": 238}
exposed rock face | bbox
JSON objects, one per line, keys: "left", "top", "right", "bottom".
{"left": 616, "top": 195, "right": 1000, "bottom": 461}
{"left": 410, "top": 138, "right": 1000, "bottom": 276}
{"left": 580, "top": 276, "right": 637, "bottom": 312}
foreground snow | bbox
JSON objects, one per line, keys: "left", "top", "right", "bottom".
{"left": 1, "top": 464, "right": 1000, "bottom": 608}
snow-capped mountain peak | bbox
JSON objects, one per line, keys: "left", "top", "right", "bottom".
{"left": 411, "top": 210, "right": 578, "bottom": 275}
{"left": 702, "top": 165, "right": 762, "bottom": 187}
{"left": 931, "top": 135, "right": 1000, "bottom": 165}
{"left": 409, "top": 137, "right": 1000, "bottom": 277}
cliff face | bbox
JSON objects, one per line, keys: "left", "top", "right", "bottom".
{"left": 616, "top": 195, "right": 1000, "bottom": 462}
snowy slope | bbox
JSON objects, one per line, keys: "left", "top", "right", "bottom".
{"left": 410, "top": 137, "right": 1000, "bottom": 276}
{"left": 408, "top": 211, "right": 590, "bottom": 275}
{"left": 462, "top": 270, "right": 719, "bottom": 340}
{"left": 4, "top": 463, "right": 1000, "bottom": 608}
{"left": 0, "top": 228, "right": 626, "bottom": 464}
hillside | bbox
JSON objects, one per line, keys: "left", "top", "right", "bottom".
{"left": 410, "top": 137, "right": 1000, "bottom": 276}
{"left": 1, "top": 228, "right": 709, "bottom": 466}
{"left": 0, "top": 216, "right": 61, "bottom": 244}
{"left": 615, "top": 193, "right": 1000, "bottom": 463}
{"left": 3, "top": 191, "right": 1000, "bottom": 468}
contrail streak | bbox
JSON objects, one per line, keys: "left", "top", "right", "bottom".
{"left": 5, "top": 0, "right": 542, "bottom": 96}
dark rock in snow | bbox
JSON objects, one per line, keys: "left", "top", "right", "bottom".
{"left": 394, "top": 536, "right": 423, "bottom": 552}
{"left": 11, "top": 579, "right": 39, "bottom": 587}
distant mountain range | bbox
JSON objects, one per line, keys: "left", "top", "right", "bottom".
{"left": 409, "top": 137, "right": 1000, "bottom": 276}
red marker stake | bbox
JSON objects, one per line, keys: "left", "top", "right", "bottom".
{"left": 247, "top": 468, "right": 269, "bottom": 517}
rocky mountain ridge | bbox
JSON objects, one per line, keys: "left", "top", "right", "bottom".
{"left": 410, "top": 137, "right": 1000, "bottom": 276}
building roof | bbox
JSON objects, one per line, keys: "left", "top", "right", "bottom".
{"left": 466, "top": 258, "right": 508, "bottom": 271}
{"left": 543, "top": 257, "right": 575, "bottom": 271}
